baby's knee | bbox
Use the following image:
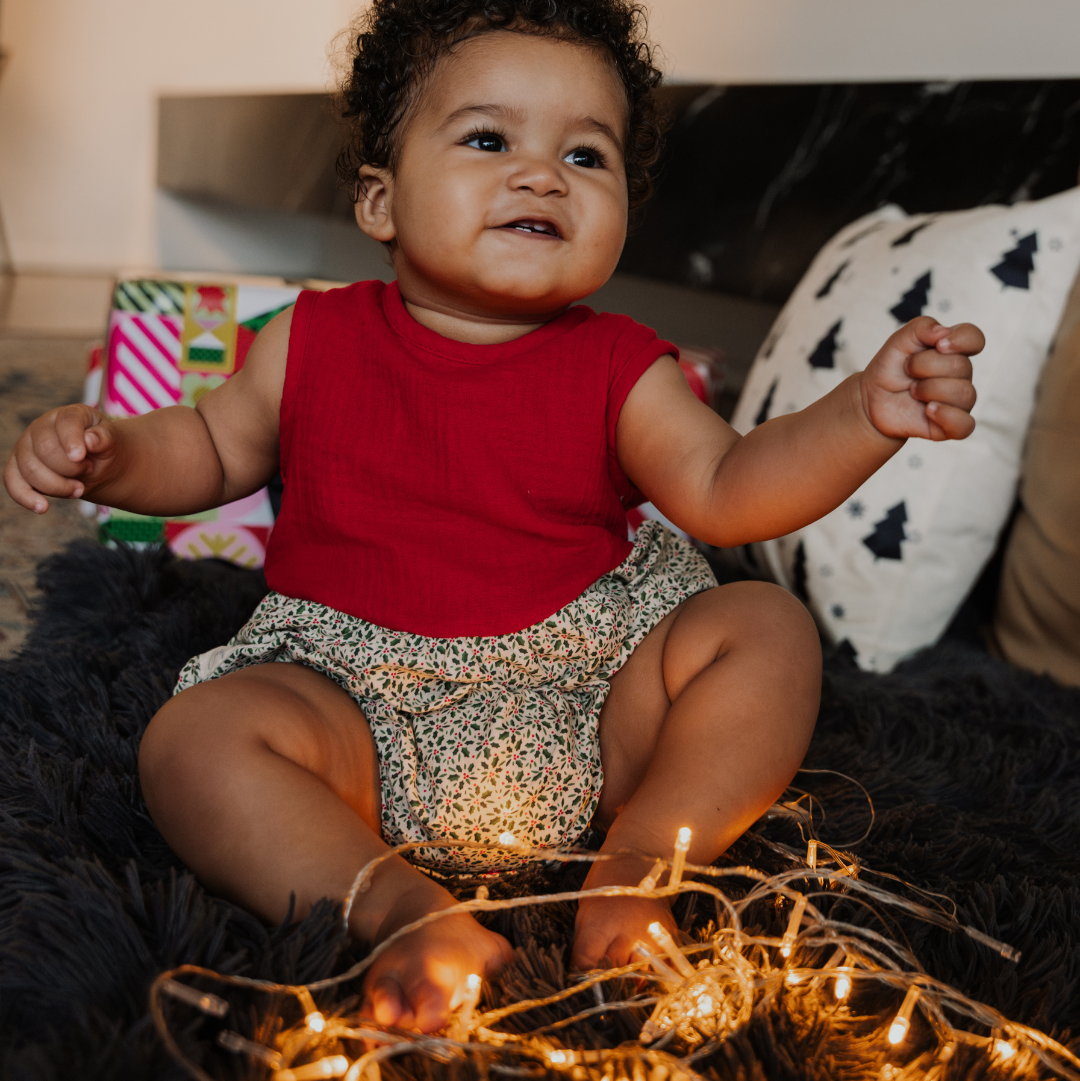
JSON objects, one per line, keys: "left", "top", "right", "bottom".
{"left": 701, "top": 580, "right": 818, "bottom": 648}
{"left": 745, "top": 580, "right": 818, "bottom": 643}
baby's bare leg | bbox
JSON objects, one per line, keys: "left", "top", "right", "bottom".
{"left": 139, "top": 663, "right": 510, "bottom": 1030}
{"left": 572, "top": 581, "right": 820, "bottom": 968}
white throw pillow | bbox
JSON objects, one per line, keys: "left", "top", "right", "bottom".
{"left": 730, "top": 187, "right": 1080, "bottom": 673}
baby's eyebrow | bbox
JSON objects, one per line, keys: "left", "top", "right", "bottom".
{"left": 438, "top": 102, "right": 524, "bottom": 129}
{"left": 577, "top": 116, "right": 624, "bottom": 152}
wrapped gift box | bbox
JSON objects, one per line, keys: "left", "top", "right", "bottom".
{"left": 89, "top": 274, "right": 305, "bottom": 568}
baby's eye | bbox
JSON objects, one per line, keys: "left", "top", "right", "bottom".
{"left": 564, "top": 147, "right": 603, "bottom": 169}
{"left": 465, "top": 132, "right": 506, "bottom": 153}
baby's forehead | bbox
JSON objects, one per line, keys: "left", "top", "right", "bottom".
{"left": 415, "top": 31, "right": 629, "bottom": 129}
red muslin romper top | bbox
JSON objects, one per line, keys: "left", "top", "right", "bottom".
{"left": 264, "top": 280, "right": 678, "bottom": 638}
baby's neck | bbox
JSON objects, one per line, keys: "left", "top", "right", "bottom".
{"left": 401, "top": 291, "right": 573, "bottom": 345}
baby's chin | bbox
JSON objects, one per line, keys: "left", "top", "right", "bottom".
{"left": 464, "top": 268, "right": 609, "bottom": 317}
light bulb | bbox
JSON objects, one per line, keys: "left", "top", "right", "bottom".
{"left": 888, "top": 1017, "right": 909, "bottom": 1045}
{"left": 296, "top": 987, "right": 322, "bottom": 1032}
{"left": 497, "top": 831, "right": 518, "bottom": 846}
{"left": 779, "top": 894, "right": 808, "bottom": 958}
{"left": 159, "top": 978, "right": 229, "bottom": 1018}
{"left": 647, "top": 921, "right": 696, "bottom": 978}
{"left": 995, "top": 1040, "right": 1016, "bottom": 1060}
{"left": 548, "top": 1050, "right": 571, "bottom": 1065}
{"left": 834, "top": 972, "right": 851, "bottom": 1000}
{"left": 670, "top": 827, "right": 692, "bottom": 887}
{"left": 637, "top": 858, "right": 666, "bottom": 891}
{"left": 887, "top": 986, "right": 921, "bottom": 1046}
{"left": 275, "top": 1056, "right": 350, "bottom": 1081}
{"left": 448, "top": 974, "right": 483, "bottom": 1043}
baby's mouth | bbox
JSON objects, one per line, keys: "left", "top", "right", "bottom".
{"left": 500, "top": 219, "right": 561, "bottom": 238}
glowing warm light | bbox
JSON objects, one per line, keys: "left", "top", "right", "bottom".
{"left": 806, "top": 839, "right": 818, "bottom": 870}
{"left": 648, "top": 922, "right": 696, "bottom": 978}
{"left": 785, "top": 971, "right": 801, "bottom": 986}
{"left": 888, "top": 986, "right": 922, "bottom": 1046}
{"left": 670, "top": 827, "right": 692, "bottom": 887}
{"left": 693, "top": 993, "right": 715, "bottom": 1017}
{"left": 995, "top": 1040, "right": 1016, "bottom": 1060}
{"left": 275, "top": 1056, "right": 351, "bottom": 1081}
{"left": 497, "top": 831, "right": 518, "bottom": 846}
{"left": 548, "top": 1050, "right": 570, "bottom": 1065}
{"left": 305, "top": 1011, "right": 326, "bottom": 1033}
{"left": 448, "top": 974, "right": 483, "bottom": 1043}
{"left": 633, "top": 940, "right": 681, "bottom": 986}
{"left": 834, "top": 972, "right": 851, "bottom": 1000}
{"left": 888, "top": 1018, "right": 909, "bottom": 1045}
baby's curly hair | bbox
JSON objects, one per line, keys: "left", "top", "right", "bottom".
{"left": 336, "top": 0, "right": 665, "bottom": 212}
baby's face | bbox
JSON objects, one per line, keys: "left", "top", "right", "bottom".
{"left": 360, "top": 31, "right": 630, "bottom": 322}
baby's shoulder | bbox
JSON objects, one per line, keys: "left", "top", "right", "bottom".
{"left": 569, "top": 305, "right": 665, "bottom": 349}
{"left": 566, "top": 307, "right": 672, "bottom": 383}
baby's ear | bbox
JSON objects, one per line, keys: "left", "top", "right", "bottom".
{"left": 354, "top": 166, "right": 396, "bottom": 243}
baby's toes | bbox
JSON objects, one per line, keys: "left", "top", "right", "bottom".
{"left": 405, "top": 976, "right": 454, "bottom": 1033}
{"left": 570, "top": 922, "right": 615, "bottom": 971}
{"left": 363, "top": 973, "right": 414, "bottom": 1029}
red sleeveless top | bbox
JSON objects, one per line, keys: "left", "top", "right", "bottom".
{"left": 263, "top": 281, "right": 675, "bottom": 637}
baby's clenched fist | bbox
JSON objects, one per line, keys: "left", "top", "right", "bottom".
{"left": 3, "top": 403, "right": 117, "bottom": 513}
{"left": 860, "top": 316, "right": 984, "bottom": 442}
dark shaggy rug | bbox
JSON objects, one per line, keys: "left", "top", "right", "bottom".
{"left": 2, "top": 542, "right": 1080, "bottom": 1080}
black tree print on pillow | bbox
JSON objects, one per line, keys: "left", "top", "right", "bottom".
{"left": 991, "top": 233, "right": 1038, "bottom": 289}
{"left": 841, "top": 220, "right": 887, "bottom": 249}
{"left": 755, "top": 378, "right": 778, "bottom": 426}
{"left": 808, "top": 321, "right": 843, "bottom": 369}
{"left": 863, "top": 502, "right": 908, "bottom": 560}
{"left": 815, "top": 262, "right": 849, "bottom": 298}
{"left": 891, "top": 221, "right": 933, "bottom": 247}
{"left": 890, "top": 273, "right": 932, "bottom": 323}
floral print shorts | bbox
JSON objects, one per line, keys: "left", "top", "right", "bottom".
{"left": 174, "top": 521, "right": 716, "bottom": 872}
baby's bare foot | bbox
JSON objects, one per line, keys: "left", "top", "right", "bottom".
{"left": 361, "top": 874, "right": 512, "bottom": 1033}
{"left": 571, "top": 852, "right": 680, "bottom": 970}
{"left": 572, "top": 892, "right": 678, "bottom": 970}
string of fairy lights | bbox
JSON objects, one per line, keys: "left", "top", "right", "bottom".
{"left": 149, "top": 802, "right": 1080, "bottom": 1081}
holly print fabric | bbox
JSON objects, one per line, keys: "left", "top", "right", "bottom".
{"left": 174, "top": 520, "right": 716, "bottom": 872}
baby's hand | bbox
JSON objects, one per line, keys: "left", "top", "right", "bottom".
{"left": 860, "top": 317, "right": 983, "bottom": 441}
{"left": 4, "top": 404, "right": 118, "bottom": 513}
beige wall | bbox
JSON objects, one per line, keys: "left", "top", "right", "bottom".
{"left": 3, "top": 0, "right": 1080, "bottom": 272}
{"left": 0, "top": 0, "right": 356, "bottom": 271}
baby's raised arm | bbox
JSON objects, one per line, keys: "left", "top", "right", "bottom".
{"left": 3, "top": 307, "right": 293, "bottom": 517}
{"left": 618, "top": 316, "right": 984, "bottom": 547}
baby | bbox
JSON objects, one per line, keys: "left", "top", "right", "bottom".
{"left": 4, "top": 0, "right": 981, "bottom": 1035}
